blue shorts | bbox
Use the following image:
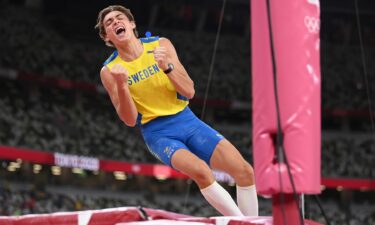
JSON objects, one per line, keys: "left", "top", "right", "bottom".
{"left": 140, "top": 107, "right": 224, "bottom": 168}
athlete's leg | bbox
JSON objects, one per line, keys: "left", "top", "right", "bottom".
{"left": 210, "top": 139, "right": 254, "bottom": 186}
{"left": 210, "top": 139, "right": 258, "bottom": 216}
{"left": 171, "top": 149, "right": 243, "bottom": 216}
{"left": 171, "top": 149, "right": 214, "bottom": 189}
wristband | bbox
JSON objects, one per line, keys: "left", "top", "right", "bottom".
{"left": 163, "top": 63, "right": 174, "bottom": 74}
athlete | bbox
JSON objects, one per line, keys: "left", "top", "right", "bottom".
{"left": 96, "top": 5, "right": 258, "bottom": 216}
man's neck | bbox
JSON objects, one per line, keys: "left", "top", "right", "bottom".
{"left": 117, "top": 38, "right": 143, "bottom": 62}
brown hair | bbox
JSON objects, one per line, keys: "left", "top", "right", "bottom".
{"left": 95, "top": 5, "right": 139, "bottom": 47}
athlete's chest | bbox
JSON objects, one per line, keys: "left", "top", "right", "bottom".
{"left": 126, "top": 63, "right": 175, "bottom": 98}
{"left": 126, "top": 62, "right": 162, "bottom": 86}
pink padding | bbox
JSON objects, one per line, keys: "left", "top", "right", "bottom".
{"left": 0, "top": 207, "right": 143, "bottom": 225}
{"left": 119, "top": 220, "right": 213, "bottom": 225}
{"left": 0, "top": 207, "right": 322, "bottom": 225}
{"left": 251, "top": 0, "right": 321, "bottom": 194}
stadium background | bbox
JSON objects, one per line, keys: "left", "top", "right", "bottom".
{"left": 0, "top": 0, "right": 374, "bottom": 224}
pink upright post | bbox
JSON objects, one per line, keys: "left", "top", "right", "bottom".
{"left": 251, "top": 0, "right": 321, "bottom": 224}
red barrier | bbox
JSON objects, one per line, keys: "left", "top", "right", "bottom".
{"left": 1, "top": 146, "right": 374, "bottom": 190}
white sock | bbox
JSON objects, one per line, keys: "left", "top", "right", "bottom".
{"left": 236, "top": 185, "right": 259, "bottom": 216}
{"left": 200, "top": 181, "right": 243, "bottom": 216}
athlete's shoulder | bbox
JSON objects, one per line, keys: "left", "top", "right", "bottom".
{"left": 103, "top": 50, "right": 119, "bottom": 66}
{"left": 158, "top": 37, "right": 170, "bottom": 41}
{"left": 158, "top": 37, "right": 175, "bottom": 50}
{"left": 100, "top": 66, "right": 110, "bottom": 76}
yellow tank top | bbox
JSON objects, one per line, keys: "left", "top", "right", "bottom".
{"left": 104, "top": 36, "right": 189, "bottom": 125}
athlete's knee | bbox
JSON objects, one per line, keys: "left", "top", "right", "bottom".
{"left": 232, "top": 162, "right": 255, "bottom": 185}
{"left": 189, "top": 160, "right": 215, "bottom": 188}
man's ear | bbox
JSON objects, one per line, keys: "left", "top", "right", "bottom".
{"left": 130, "top": 21, "right": 136, "bottom": 29}
{"left": 104, "top": 34, "right": 109, "bottom": 42}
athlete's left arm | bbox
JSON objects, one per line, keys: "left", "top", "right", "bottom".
{"left": 154, "top": 37, "right": 195, "bottom": 99}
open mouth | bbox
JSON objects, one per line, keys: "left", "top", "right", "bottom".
{"left": 115, "top": 27, "right": 126, "bottom": 36}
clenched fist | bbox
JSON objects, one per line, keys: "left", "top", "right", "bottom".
{"left": 152, "top": 47, "right": 169, "bottom": 71}
{"left": 111, "top": 64, "right": 129, "bottom": 84}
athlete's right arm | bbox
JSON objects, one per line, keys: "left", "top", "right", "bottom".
{"left": 100, "top": 65, "right": 138, "bottom": 127}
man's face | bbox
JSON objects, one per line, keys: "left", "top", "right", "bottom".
{"left": 103, "top": 10, "right": 136, "bottom": 45}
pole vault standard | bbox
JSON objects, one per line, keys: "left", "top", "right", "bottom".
{"left": 251, "top": 0, "right": 321, "bottom": 224}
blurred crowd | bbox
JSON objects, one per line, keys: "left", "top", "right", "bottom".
{"left": 1, "top": 4, "right": 373, "bottom": 107}
{"left": 0, "top": 4, "right": 251, "bottom": 101}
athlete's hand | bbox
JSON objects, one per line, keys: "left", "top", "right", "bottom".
{"left": 111, "top": 64, "right": 129, "bottom": 85}
{"left": 153, "top": 47, "right": 169, "bottom": 71}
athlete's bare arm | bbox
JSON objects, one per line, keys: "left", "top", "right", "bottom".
{"left": 100, "top": 65, "right": 138, "bottom": 126}
{"left": 153, "top": 37, "right": 195, "bottom": 99}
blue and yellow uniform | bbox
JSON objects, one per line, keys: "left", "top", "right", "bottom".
{"left": 104, "top": 36, "right": 188, "bottom": 125}
{"left": 104, "top": 36, "right": 223, "bottom": 167}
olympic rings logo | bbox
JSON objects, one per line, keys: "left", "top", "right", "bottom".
{"left": 304, "top": 16, "right": 320, "bottom": 33}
